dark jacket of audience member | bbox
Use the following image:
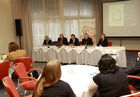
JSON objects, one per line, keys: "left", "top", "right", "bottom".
{"left": 125, "top": 59, "right": 140, "bottom": 89}
{"left": 82, "top": 37, "right": 92, "bottom": 45}
{"left": 125, "top": 60, "right": 140, "bottom": 76}
{"left": 43, "top": 39, "right": 52, "bottom": 45}
{"left": 97, "top": 38, "right": 108, "bottom": 47}
{"left": 93, "top": 54, "right": 130, "bottom": 97}
{"left": 69, "top": 38, "right": 79, "bottom": 46}
{"left": 58, "top": 37, "right": 68, "bottom": 45}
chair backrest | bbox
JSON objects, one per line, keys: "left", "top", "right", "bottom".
{"left": 0, "top": 61, "right": 11, "bottom": 81}
{"left": 127, "top": 75, "right": 140, "bottom": 92}
{"left": 120, "top": 92, "right": 140, "bottom": 97}
{"left": 2, "top": 76, "right": 20, "bottom": 97}
{"left": 108, "top": 42, "right": 112, "bottom": 46}
{"left": 14, "top": 63, "right": 29, "bottom": 82}
{"left": 14, "top": 57, "right": 32, "bottom": 71}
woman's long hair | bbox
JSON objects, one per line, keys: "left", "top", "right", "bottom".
{"left": 9, "top": 42, "right": 19, "bottom": 52}
{"left": 98, "top": 54, "right": 119, "bottom": 74}
{"left": 33, "top": 59, "right": 62, "bottom": 97}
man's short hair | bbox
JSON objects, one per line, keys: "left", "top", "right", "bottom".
{"left": 71, "top": 34, "right": 75, "bottom": 37}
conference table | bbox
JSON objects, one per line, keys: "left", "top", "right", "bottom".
{"left": 32, "top": 46, "right": 127, "bottom": 67}
{"left": 61, "top": 65, "right": 99, "bottom": 97}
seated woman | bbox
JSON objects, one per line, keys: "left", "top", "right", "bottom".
{"left": 5, "top": 42, "right": 38, "bottom": 78}
{"left": 5, "top": 42, "right": 27, "bottom": 61}
{"left": 93, "top": 54, "right": 130, "bottom": 97}
{"left": 97, "top": 33, "right": 108, "bottom": 47}
{"left": 33, "top": 59, "right": 75, "bottom": 97}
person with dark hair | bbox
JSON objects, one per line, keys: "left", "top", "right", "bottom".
{"left": 33, "top": 59, "right": 75, "bottom": 97}
{"left": 93, "top": 54, "right": 130, "bottom": 97}
{"left": 125, "top": 52, "right": 140, "bottom": 90}
{"left": 58, "top": 33, "right": 68, "bottom": 45}
{"left": 5, "top": 42, "right": 39, "bottom": 78}
{"left": 43, "top": 35, "right": 52, "bottom": 46}
{"left": 82, "top": 33, "right": 92, "bottom": 46}
{"left": 97, "top": 33, "right": 108, "bottom": 47}
{"left": 5, "top": 42, "right": 27, "bottom": 61}
{"left": 69, "top": 34, "right": 79, "bottom": 46}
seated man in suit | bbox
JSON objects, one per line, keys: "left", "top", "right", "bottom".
{"left": 43, "top": 35, "right": 52, "bottom": 46}
{"left": 58, "top": 33, "right": 68, "bottom": 45}
{"left": 125, "top": 52, "right": 140, "bottom": 90}
{"left": 69, "top": 34, "right": 79, "bottom": 46}
{"left": 82, "top": 33, "right": 92, "bottom": 46}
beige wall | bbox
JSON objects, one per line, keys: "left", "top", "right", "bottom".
{"left": 0, "top": 0, "right": 17, "bottom": 54}
{"left": 108, "top": 38, "right": 140, "bottom": 50}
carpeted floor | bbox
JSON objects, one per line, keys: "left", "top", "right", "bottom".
{"left": 0, "top": 51, "right": 138, "bottom": 97}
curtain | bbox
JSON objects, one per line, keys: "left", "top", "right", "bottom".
{"left": 11, "top": 0, "right": 33, "bottom": 57}
{"left": 93, "top": 0, "right": 103, "bottom": 42}
{"left": 29, "top": 0, "right": 94, "bottom": 47}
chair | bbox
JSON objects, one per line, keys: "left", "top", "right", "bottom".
{"left": 14, "top": 63, "right": 39, "bottom": 94}
{"left": 108, "top": 42, "right": 112, "bottom": 46}
{"left": 14, "top": 57, "right": 41, "bottom": 77}
{"left": 2, "top": 76, "right": 33, "bottom": 97}
{"left": 14, "top": 57, "right": 35, "bottom": 72}
{"left": 120, "top": 92, "right": 140, "bottom": 97}
{"left": 0, "top": 61, "right": 11, "bottom": 81}
{"left": 127, "top": 75, "right": 140, "bottom": 92}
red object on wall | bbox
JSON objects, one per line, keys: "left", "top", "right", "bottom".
{"left": 108, "top": 42, "right": 112, "bottom": 46}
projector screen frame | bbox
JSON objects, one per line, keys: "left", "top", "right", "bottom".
{"left": 106, "top": 36, "right": 140, "bottom": 38}
{"left": 103, "top": 0, "right": 140, "bottom": 37}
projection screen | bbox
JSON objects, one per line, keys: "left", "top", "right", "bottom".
{"left": 103, "top": 0, "right": 140, "bottom": 37}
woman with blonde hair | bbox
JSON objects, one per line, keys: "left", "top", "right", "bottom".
{"left": 33, "top": 59, "right": 75, "bottom": 97}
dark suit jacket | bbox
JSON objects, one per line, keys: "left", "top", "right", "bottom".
{"left": 82, "top": 37, "right": 92, "bottom": 45}
{"left": 58, "top": 37, "right": 68, "bottom": 45}
{"left": 43, "top": 39, "right": 52, "bottom": 45}
{"left": 125, "top": 60, "right": 140, "bottom": 89}
{"left": 69, "top": 38, "right": 79, "bottom": 46}
{"left": 97, "top": 38, "right": 108, "bottom": 47}
{"left": 125, "top": 60, "right": 140, "bottom": 76}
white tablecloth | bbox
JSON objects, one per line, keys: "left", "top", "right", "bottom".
{"left": 32, "top": 46, "right": 127, "bottom": 67}
{"left": 61, "top": 65, "right": 99, "bottom": 97}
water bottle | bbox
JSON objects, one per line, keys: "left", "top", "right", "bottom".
{"left": 0, "top": 53, "right": 3, "bottom": 61}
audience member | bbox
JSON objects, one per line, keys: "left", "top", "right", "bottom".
{"left": 125, "top": 52, "right": 140, "bottom": 89}
{"left": 82, "top": 33, "right": 92, "bottom": 46}
{"left": 33, "top": 59, "right": 75, "bottom": 97}
{"left": 97, "top": 33, "right": 108, "bottom": 47}
{"left": 69, "top": 34, "right": 79, "bottom": 46}
{"left": 43, "top": 35, "right": 52, "bottom": 46}
{"left": 93, "top": 54, "right": 130, "bottom": 97}
{"left": 58, "top": 33, "right": 68, "bottom": 45}
{"left": 5, "top": 42, "right": 27, "bottom": 61}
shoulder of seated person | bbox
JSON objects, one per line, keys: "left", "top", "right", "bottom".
{"left": 58, "top": 80, "right": 70, "bottom": 87}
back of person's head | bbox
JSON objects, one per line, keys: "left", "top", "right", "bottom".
{"left": 98, "top": 54, "right": 118, "bottom": 74}
{"left": 9, "top": 42, "right": 19, "bottom": 52}
{"left": 33, "top": 59, "right": 61, "bottom": 97}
